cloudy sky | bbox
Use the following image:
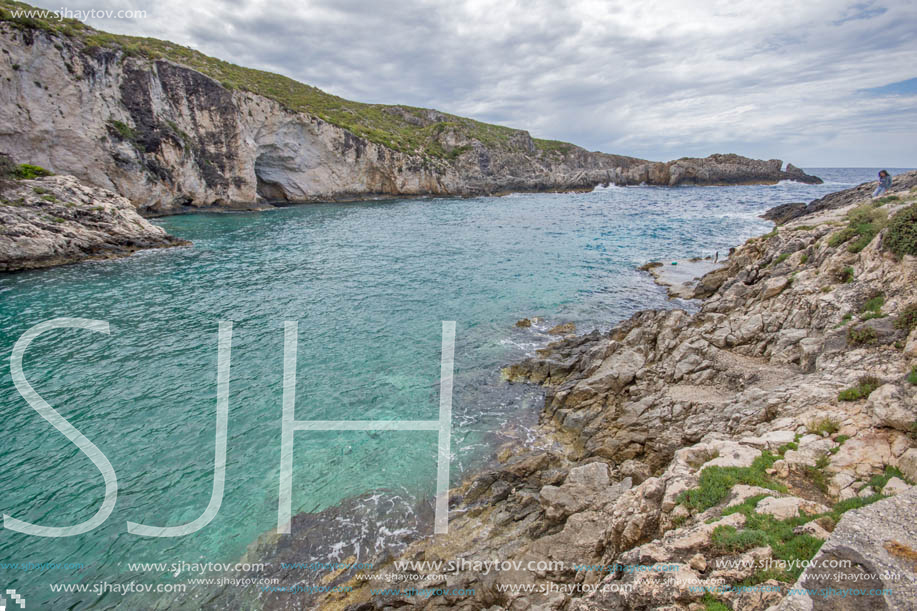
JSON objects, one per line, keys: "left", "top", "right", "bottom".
{"left": 31, "top": 0, "right": 917, "bottom": 166}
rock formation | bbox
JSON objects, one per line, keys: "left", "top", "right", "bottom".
{"left": 0, "top": 165, "right": 187, "bottom": 271}
{"left": 764, "top": 170, "right": 917, "bottom": 225}
{"left": 0, "top": 17, "right": 820, "bottom": 215}
{"left": 273, "top": 170, "right": 915, "bottom": 611}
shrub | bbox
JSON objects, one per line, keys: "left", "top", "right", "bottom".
{"left": 884, "top": 204, "right": 917, "bottom": 258}
{"left": 12, "top": 163, "right": 53, "bottom": 179}
{"left": 838, "top": 376, "right": 881, "bottom": 401}
{"left": 895, "top": 303, "right": 917, "bottom": 332}
{"left": 908, "top": 367, "right": 917, "bottom": 386}
{"left": 873, "top": 195, "right": 900, "bottom": 206}
{"left": 847, "top": 326, "right": 877, "bottom": 346}
{"left": 800, "top": 253, "right": 809, "bottom": 264}
{"left": 701, "top": 593, "right": 730, "bottom": 611}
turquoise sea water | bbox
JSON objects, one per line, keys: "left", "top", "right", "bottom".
{"left": 0, "top": 168, "right": 909, "bottom": 608}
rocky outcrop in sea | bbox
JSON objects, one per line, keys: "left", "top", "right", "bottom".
{"left": 0, "top": 22, "right": 820, "bottom": 215}
{"left": 0, "top": 157, "right": 187, "bottom": 271}
{"left": 279, "top": 176, "right": 916, "bottom": 610}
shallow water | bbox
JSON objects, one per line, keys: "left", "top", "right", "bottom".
{"left": 0, "top": 168, "right": 909, "bottom": 608}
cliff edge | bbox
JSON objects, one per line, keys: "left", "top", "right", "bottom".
{"left": 1, "top": 2, "right": 820, "bottom": 215}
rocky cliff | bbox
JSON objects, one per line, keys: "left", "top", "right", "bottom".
{"left": 0, "top": 11, "right": 820, "bottom": 215}
{"left": 271, "top": 173, "right": 916, "bottom": 611}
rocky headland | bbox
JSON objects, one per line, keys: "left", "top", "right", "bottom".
{"left": 273, "top": 175, "right": 917, "bottom": 611}
{"left": 0, "top": 154, "right": 187, "bottom": 271}
{"left": 1, "top": 5, "right": 820, "bottom": 217}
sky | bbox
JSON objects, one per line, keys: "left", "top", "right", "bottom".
{"left": 28, "top": 0, "right": 917, "bottom": 166}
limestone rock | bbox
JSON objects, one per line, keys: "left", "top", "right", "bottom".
{"left": 0, "top": 175, "right": 187, "bottom": 271}
{"left": 756, "top": 496, "right": 829, "bottom": 520}
{"left": 774, "top": 486, "right": 917, "bottom": 611}
{"left": 882, "top": 477, "right": 909, "bottom": 496}
{"left": 867, "top": 384, "right": 916, "bottom": 432}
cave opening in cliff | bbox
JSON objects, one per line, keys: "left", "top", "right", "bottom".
{"left": 254, "top": 152, "right": 291, "bottom": 203}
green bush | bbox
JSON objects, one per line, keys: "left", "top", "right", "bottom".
{"left": 701, "top": 593, "right": 730, "bottom": 611}
{"left": 838, "top": 375, "right": 881, "bottom": 401}
{"left": 772, "top": 253, "right": 790, "bottom": 266}
{"left": 12, "top": 163, "right": 53, "bottom": 179}
{"left": 884, "top": 204, "right": 917, "bottom": 258}
{"left": 712, "top": 524, "right": 769, "bottom": 552}
{"left": 908, "top": 367, "right": 917, "bottom": 386}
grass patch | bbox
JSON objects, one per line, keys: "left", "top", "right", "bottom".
{"left": 894, "top": 303, "right": 917, "bottom": 333}
{"left": 867, "top": 466, "right": 911, "bottom": 492}
{"left": 712, "top": 524, "right": 769, "bottom": 552}
{"left": 872, "top": 195, "right": 900, "bottom": 206}
{"left": 859, "top": 293, "right": 885, "bottom": 320}
{"left": 804, "top": 456, "right": 831, "bottom": 494}
{"left": 908, "top": 367, "right": 917, "bottom": 386}
{"left": 806, "top": 417, "right": 839, "bottom": 436}
{"left": 800, "top": 254, "right": 809, "bottom": 264}
{"left": 107, "top": 119, "right": 136, "bottom": 141}
{"left": 833, "top": 266, "right": 854, "bottom": 284}
{"left": 701, "top": 593, "right": 730, "bottom": 611}
{"left": 838, "top": 376, "right": 881, "bottom": 401}
{"left": 827, "top": 203, "right": 888, "bottom": 253}
{"left": 716, "top": 493, "right": 889, "bottom": 584}
{"left": 12, "top": 163, "right": 52, "bottom": 179}
{"left": 678, "top": 452, "right": 785, "bottom": 511}
{"left": 885, "top": 203, "right": 917, "bottom": 259}
{"left": 772, "top": 253, "right": 790, "bottom": 266}
{"left": 847, "top": 326, "right": 877, "bottom": 346}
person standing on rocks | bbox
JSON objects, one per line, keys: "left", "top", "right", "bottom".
{"left": 873, "top": 169, "right": 892, "bottom": 198}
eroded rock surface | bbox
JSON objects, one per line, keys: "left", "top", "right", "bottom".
{"left": 0, "top": 173, "right": 187, "bottom": 271}
{"left": 1, "top": 24, "right": 820, "bottom": 214}
{"left": 293, "top": 178, "right": 917, "bottom": 611}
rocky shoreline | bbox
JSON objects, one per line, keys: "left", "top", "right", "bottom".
{"left": 1, "top": 18, "right": 820, "bottom": 215}
{"left": 0, "top": 161, "right": 188, "bottom": 271}
{"left": 278, "top": 174, "right": 917, "bottom": 611}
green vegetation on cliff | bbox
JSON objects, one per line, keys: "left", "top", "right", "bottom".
{"left": 0, "top": 0, "right": 580, "bottom": 159}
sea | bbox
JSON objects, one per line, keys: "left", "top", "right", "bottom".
{"left": 0, "top": 167, "right": 911, "bottom": 608}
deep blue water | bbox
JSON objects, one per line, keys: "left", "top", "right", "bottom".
{"left": 0, "top": 168, "right": 910, "bottom": 608}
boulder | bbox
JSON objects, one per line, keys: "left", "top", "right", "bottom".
{"left": 867, "top": 384, "right": 916, "bottom": 431}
